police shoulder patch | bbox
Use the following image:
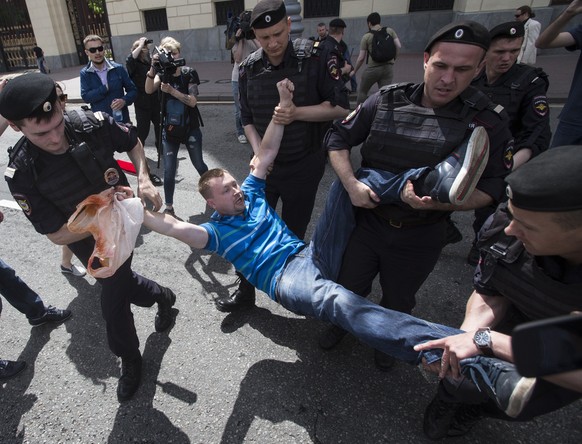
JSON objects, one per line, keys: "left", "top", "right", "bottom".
{"left": 342, "top": 104, "right": 361, "bottom": 124}
{"left": 532, "top": 95, "right": 549, "bottom": 117}
{"left": 327, "top": 55, "right": 340, "bottom": 81}
{"left": 13, "top": 193, "right": 32, "bottom": 216}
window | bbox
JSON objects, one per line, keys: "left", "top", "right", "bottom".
{"left": 409, "top": 0, "right": 454, "bottom": 12}
{"left": 215, "top": 0, "right": 245, "bottom": 26}
{"left": 304, "top": 0, "right": 340, "bottom": 19}
{"left": 144, "top": 9, "right": 168, "bottom": 32}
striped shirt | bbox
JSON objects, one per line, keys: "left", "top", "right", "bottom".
{"left": 201, "top": 175, "right": 305, "bottom": 299}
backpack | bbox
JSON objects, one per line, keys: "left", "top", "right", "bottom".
{"left": 369, "top": 27, "right": 396, "bottom": 63}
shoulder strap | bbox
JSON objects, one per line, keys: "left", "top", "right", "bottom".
{"left": 65, "top": 109, "right": 105, "bottom": 134}
{"left": 241, "top": 48, "right": 263, "bottom": 67}
{"left": 292, "top": 38, "right": 316, "bottom": 59}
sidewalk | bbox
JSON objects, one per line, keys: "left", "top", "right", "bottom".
{"left": 1, "top": 52, "right": 577, "bottom": 104}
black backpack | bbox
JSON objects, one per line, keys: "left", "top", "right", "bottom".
{"left": 369, "top": 27, "right": 396, "bottom": 63}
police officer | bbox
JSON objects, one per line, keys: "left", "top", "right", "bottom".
{"left": 319, "top": 18, "right": 354, "bottom": 86}
{"left": 216, "top": 0, "right": 350, "bottom": 313}
{"left": 0, "top": 73, "right": 176, "bottom": 402}
{"left": 417, "top": 145, "right": 582, "bottom": 439}
{"left": 461, "top": 21, "right": 551, "bottom": 264}
{"left": 320, "top": 21, "right": 513, "bottom": 370}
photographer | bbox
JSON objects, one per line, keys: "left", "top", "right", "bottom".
{"left": 145, "top": 37, "right": 208, "bottom": 216}
{"left": 126, "top": 37, "right": 162, "bottom": 170}
{"left": 231, "top": 11, "right": 259, "bottom": 144}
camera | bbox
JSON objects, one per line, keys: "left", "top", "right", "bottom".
{"left": 145, "top": 38, "right": 153, "bottom": 44}
{"left": 237, "top": 10, "right": 256, "bottom": 41}
{"left": 152, "top": 46, "right": 186, "bottom": 79}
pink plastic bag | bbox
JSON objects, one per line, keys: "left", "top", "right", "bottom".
{"left": 68, "top": 189, "right": 144, "bottom": 278}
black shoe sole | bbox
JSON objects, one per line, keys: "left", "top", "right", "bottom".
{"left": 215, "top": 301, "right": 256, "bottom": 313}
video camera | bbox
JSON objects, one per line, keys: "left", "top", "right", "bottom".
{"left": 237, "top": 10, "right": 255, "bottom": 41}
{"left": 152, "top": 46, "right": 186, "bottom": 80}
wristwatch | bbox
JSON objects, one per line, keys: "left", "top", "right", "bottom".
{"left": 473, "top": 327, "right": 494, "bottom": 356}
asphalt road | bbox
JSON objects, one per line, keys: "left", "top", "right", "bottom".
{"left": 0, "top": 104, "right": 580, "bottom": 443}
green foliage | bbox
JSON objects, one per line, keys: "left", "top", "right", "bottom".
{"left": 87, "top": 0, "right": 105, "bottom": 16}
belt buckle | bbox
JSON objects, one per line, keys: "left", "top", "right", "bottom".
{"left": 389, "top": 219, "right": 402, "bottom": 229}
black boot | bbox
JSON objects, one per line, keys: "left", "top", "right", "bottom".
{"left": 155, "top": 286, "right": 176, "bottom": 332}
{"left": 215, "top": 272, "right": 256, "bottom": 312}
{"left": 117, "top": 354, "right": 142, "bottom": 402}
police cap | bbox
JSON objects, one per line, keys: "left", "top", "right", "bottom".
{"left": 425, "top": 21, "right": 490, "bottom": 53}
{"left": 0, "top": 73, "right": 57, "bottom": 121}
{"left": 505, "top": 146, "right": 582, "bottom": 212}
{"left": 329, "top": 18, "right": 347, "bottom": 29}
{"left": 251, "top": 0, "right": 287, "bottom": 29}
{"left": 489, "top": 21, "right": 525, "bottom": 41}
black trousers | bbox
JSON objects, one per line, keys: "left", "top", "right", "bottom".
{"left": 68, "top": 237, "right": 164, "bottom": 359}
{"left": 135, "top": 103, "right": 161, "bottom": 151}
{"left": 266, "top": 149, "right": 326, "bottom": 239}
{"left": 337, "top": 210, "right": 446, "bottom": 314}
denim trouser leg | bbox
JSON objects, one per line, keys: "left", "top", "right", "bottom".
{"left": 162, "top": 136, "right": 180, "bottom": 206}
{"left": 232, "top": 81, "right": 244, "bottom": 136}
{"left": 185, "top": 127, "right": 208, "bottom": 176}
{"left": 550, "top": 120, "right": 582, "bottom": 147}
{"left": 312, "top": 167, "right": 428, "bottom": 281}
{"left": 0, "top": 258, "right": 45, "bottom": 319}
{"left": 277, "top": 246, "right": 462, "bottom": 365}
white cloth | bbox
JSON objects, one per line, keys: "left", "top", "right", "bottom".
{"left": 519, "top": 19, "right": 541, "bottom": 66}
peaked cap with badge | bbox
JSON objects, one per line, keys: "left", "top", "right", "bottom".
{"left": 251, "top": 0, "right": 287, "bottom": 29}
{"left": 425, "top": 20, "right": 491, "bottom": 53}
{"left": 0, "top": 73, "right": 57, "bottom": 121}
{"left": 506, "top": 145, "right": 582, "bottom": 212}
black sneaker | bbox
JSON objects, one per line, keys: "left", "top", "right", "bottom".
{"left": 117, "top": 354, "right": 142, "bottom": 402}
{"left": 423, "top": 392, "right": 460, "bottom": 440}
{"left": 422, "top": 126, "right": 489, "bottom": 205}
{"left": 318, "top": 325, "right": 348, "bottom": 350}
{"left": 460, "top": 356, "right": 536, "bottom": 418}
{"left": 215, "top": 274, "right": 256, "bottom": 313}
{"left": 28, "top": 305, "right": 72, "bottom": 327}
{"left": 0, "top": 359, "right": 26, "bottom": 380}
{"left": 155, "top": 286, "right": 176, "bottom": 332}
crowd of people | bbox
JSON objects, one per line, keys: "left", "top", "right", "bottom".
{"left": 1, "top": 0, "right": 581, "bottom": 440}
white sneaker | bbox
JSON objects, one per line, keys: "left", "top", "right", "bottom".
{"left": 237, "top": 134, "right": 248, "bottom": 144}
{"left": 61, "top": 264, "right": 87, "bottom": 277}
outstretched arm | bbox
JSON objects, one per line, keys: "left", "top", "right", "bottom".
{"left": 536, "top": 1, "right": 582, "bottom": 48}
{"left": 143, "top": 210, "right": 208, "bottom": 249}
{"left": 252, "top": 79, "right": 295, "bottom": 180}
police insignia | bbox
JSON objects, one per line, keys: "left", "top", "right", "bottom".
{"left": 104, "top": 167, "right": 120, "bottom": 186}
{"left": 13, "top": 193, "right": 31, "bottom": 216}
{"left": 504, "top": 142, "right": 514, "bottom": 170}
{"left": 342, "top": 104, "right": 361, "bottom": 124}
{"left": 327, "top": 56, "right": 340, "bottom": 80}
{"left": 533, "top": 96, "right": 548, "bottom": 117}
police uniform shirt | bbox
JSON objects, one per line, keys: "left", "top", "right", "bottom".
{"left": 6, "top": 115, "right": 137, "bottom": 235}
{"left": 239, "top": 39, "right": 349, "bottom": 131}
{"left": 318, "top": 36, "right": 347, "bottom": 80}
{"left": 472, "top": 63, "right": 550, "bottom": 157}
{"left": 326, "top": 84, "right": 512, "bottom": 204}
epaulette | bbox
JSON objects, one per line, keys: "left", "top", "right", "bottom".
{"left": 65, "top": 109, "right": 105, "bottom": 134}
{"left": 379, "top": 82, "right": 413, "bottom": 95}
{"left": 241, "top": 48, "right": 263, "bottom": 67}
{"left": 292, "top": 38, "right": 317, "bottom": 59}
{"left": 5, "top": 137, "right": 36, "bottom": 178}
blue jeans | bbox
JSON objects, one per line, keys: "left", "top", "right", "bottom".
{"left": 276, "top": 167, "right": 460, "bottom": 365}
{"left": 232, "top": 81, "right": 244, "bottom": 137}
{"left": 162, "top": 127, "right": 208, "bottom": 206}
{"left": 0, "top": 258, "right": 45, "bottom": 319}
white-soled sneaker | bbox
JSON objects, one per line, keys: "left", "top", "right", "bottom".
{"left": 238, "top": 134, "right": 248, "bottom": 144}
{"left": 61, "top": 264, "right": 87, "bottom": 277}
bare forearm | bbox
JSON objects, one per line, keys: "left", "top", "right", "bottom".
{"left": 537, "top": 6, "right": 579, "bottom": 48}
{"left": 293, "top": 102, "right": 349, "bottom": 122}
{"left": 47, "top": 224, "right": 91, "bottom": 246}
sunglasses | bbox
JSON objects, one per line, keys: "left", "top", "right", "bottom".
{"left": 87, "top": 46, "right": 104, "bottom": 53}
{"left": 515, "top": 12, "right": 524, "bottom": 18}
{"left": 59, "top": 93, "right": 67, "bottom": 102}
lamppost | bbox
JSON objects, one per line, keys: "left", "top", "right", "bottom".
{"left": 284, "top": 0, "right": 303, "bottom": 38}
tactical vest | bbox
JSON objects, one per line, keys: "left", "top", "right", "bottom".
{"left": 361, "top": 84, "right": 497, "bottom": 222}
{"left": 7, "top": 109, "right": 128, "bottom": 217}
{"left": 242, "top": 39, "right": 323, "bottom": 163}
{"left": 477, "top": 204, "right": 582, "bottom": 321}
{"left": 474, "top": 64, "right": 548, "bottom": 124}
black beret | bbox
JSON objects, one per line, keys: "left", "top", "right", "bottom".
{"left": 251, "top": 0, "right": 287, "bottom": 29}
{"left": 489, "top": 21, "right": 524, "bottom": 41}
{"left": 0, "top": 73, "right": 57, "bottom": 121}
{"left": 425, "top": 21, "right": 490, "bottom": 53}
{"left": 329, "top": 18, "right": 347, "bottom": 29}
{"left": 506, "top": 146, "right": 582, "bottom": 212}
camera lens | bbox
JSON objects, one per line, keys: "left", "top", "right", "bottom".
{"left": 145, "top": 39, "right": 153, "bottom": 44}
